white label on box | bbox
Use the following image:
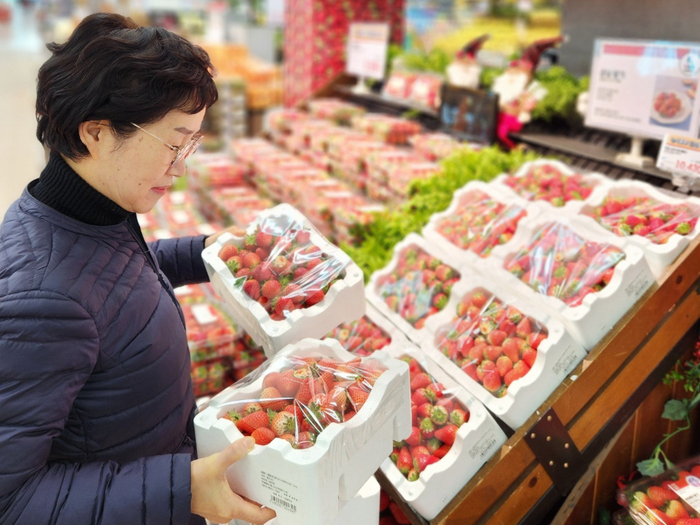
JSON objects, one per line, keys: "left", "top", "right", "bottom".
{"left": 672, "top": 477, "right": 700, "bottom": 513}
{"left": 346, "top": 23, "right": 390, "bottom": 81}
{"left": 586, "top": 39, "right": 700, "bottom": 140}
{"left": 192, "top": 304, "right": 217, "bottom": 326}
{"left": 260, "top": 471, "right": 300, "bottom": 514}
{"left": 552, "top": 345, "right": 578, "bottom": 375}
{"left": 657, "top": 133, "right": 700, "bottom": 180}
{"left": 624, "top": 269, "right": 652, "bottom": 298}
{"left": 468, "top": 428, "right": 500, "bottom": 460}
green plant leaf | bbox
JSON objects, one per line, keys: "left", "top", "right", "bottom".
{"left": 662, "top": 399, "right": 689, "bottom": 421}
{"left": 637, "top": 457, "right": 666, "bottom": 477}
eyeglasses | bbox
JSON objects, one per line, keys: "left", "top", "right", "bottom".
{"left": 131, "top": 122, "right": 203, "bottom": 166}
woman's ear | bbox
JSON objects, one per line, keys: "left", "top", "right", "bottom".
{"left": 77, "top": 120, "right": 111, "bottom": 159}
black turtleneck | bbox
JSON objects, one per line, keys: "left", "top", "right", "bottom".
{"left": 29, "top": 153, "right": 131, "bottom": 226}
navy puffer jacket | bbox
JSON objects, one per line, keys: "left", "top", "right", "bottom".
{"left": 0, "top": 183, "right": 208, "bottom": 524}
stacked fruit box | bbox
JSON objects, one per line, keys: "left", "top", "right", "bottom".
{"left": 283, "top": 0, "right": 405, "bottom": 108}
{"left": 420, "top": 274, "right": 586, "bottom": 429}
{"left": 379, "top": 345, "right": 507, "bottom": 519}
{"left": 409, "top": 132, "right": 466, "bottom": 161}
{"left": 421, "top": 180, "right": 535, "bottom": 270}
{"left": 188, "top": 152, "right": 249, "bottom": 189}
{"left": 331, "top": 203, "right": 386, "bottom": 247}
{"left": 195, "top": 338, "right": 410, "bottom": 525}
{"left": 267, "top": 108, "right": 311, "bottom": 135}
{"left": 232, "top": 334, "right": 268, "bottom": 381}
{"left": 364, "top": 148, "right": 426, "bottom": 204}
{"left": 366, "top": 233, "right": 462, "bottom": 345}
{"left": 579, "top": 179, "right": 700, "bottom": 279}
{"left": 307, "top": 98, "right": 367, "bottom": 125}
{"left": 350, "top": 113, "right": 423, "bottom": 145}
{"left": 616, "top": 454, "right": 700, "bottom": 525}
{"left": 202, "top": 204, "right": 365, "bottom": 355}
{"left": 198, "top": 186, "right": 273, "bottom": 229}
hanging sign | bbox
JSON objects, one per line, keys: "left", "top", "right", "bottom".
{"left": 346, "top": 22, "right": 390, "bottom": 81}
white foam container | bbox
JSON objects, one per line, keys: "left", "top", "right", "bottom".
{"left": 579, "top": 178, "right": 700, "bottom": 279}
{"left": 486, "top": 212, "right": 655, "bottom": 351}
{"left": 422, "top": 180, "right": 536, "bottom": 271}
{"left": 419, "top": 274, "right": 586, "bottom": 430}
{"left": 194, "top": 338, "right": 410, "bottom": 525}
{"left": 378, "top": 345, "right": 506, "bottom": 520}
{"left": 366, "top": 233, "right": 461, "bottom": 346}
{"left": 233, "top": 475, "right": 380, "bottom": 525}
{"left": 202, "top": 204, "right": 366, "bottom": 356}
{"left": 492, "top": 158, "right": 609, "bottom": 214}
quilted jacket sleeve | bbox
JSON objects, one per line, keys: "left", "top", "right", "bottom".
{"left": 0, "top": 290, "right": 193, "bottom": 525}
{"left": 149, "top": 235, "right": 209, "bottom": 288}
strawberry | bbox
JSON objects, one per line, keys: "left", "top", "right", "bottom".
{"left": 432, "top": 293, "right": 448, "bottom": 309}
{"left": 496, "top": 355, "right": 514, "bottom": 377}
{"left": 397, "top": 446, "right": 412, "bottom": 474}
{"left": 235, "top": 268, "right": 251, "bottom": 279}
{"left": 487, "top": 330, "right": 507, "bottom": 347}
{"left": 277, "top": 370, "right": 301, "bottom": 397}
{"left": 450, "top": 407, "right": 469, "bottom": 426}
{"left": 645, "top": 509, "right": 673, "bottom": 525}
{"left": 413, "top": 452, "right": 431, "bottom": 472}
{"left": 417, "top": 402, "right": 433, "bottom": 419}
{"left": 218, "top": 244, "right": 238, "bottom": 261}
{"left": 282, "top": 283, "right": 304, "bottom": 304}
{"left": 411, "top": 388, "right": 430, "bottom": 406}
{"left": 348, "top": 386, "right": 370, "bottom": 412}
{"left": 434, "top": 264, "right": 454, "bottom": 281}
{"left": 235, "top": 411, "right": 270, "bottom": 434}
{"left": 405, "top": 426, "right": 422, "bottom": 446}
{"left": 647, "top": 485, "right": 677, "bottom": 508}
{"left": 295, "top": 431, "right": 315, "bottom": 449}
{"left": 481, "top": 365, "right": 502, "bottom": 393}
{"left": 255, "top": 247, "right": 271, "bottom": 261}
{"left": 410, "top": 372, "right": 432, "bottom": 391}
{"left": 259, "top": 387, "right": 288, "bottom": 412}
{"left": 389, "top": 501, "right": 412, "bottom": 525}
{"left": 676, "top": 519, "right": 700, "bottom": 525}
{"left": 430, "top": 405, "right": 449, "bottom": 425}
{"left": 502, "top": 338, "right": 521, "bottom": 363}
{"left": 666, "top": 500, "right": 689, "bottom": 520}
{"left": 251, "top": 427, "right": 275, "bottom": 445}
{"left": 261, "top": 279, "right": 282, "bottom": 299}
{"left": 379, "top": 490, "right": 390, "bottom": 512}
{"left": 262, "top": 372, "right": 279, "bottom": 390}
{"left": 471, "top": 291, "right": 487, "bottom": 308}
{"left": 522, "top": 348, "right": 538, "bottom": 368}
{"left": 253, "top": 264, "right": 273, "bottom": 283}
{"left": 433, "top": 443, "right": 451, "bottom": 459}
{"left": 527, "top": 332, "right": 546, "bottom": 350}
{"left": 293, "top": 266, "right": 309, "bottom": 279}
{"left": 407, "top": 468, "right": 420, "bottom": 482}
{"left": 295, "top": 230, "right": 311, "bottom": 245}
{"left": 426, "top": 382, "right": 444, "bottom": 399}
{"left": 271, "top": 255, "right": 292, "bottom": 275}
{"left": 243, "top": 279, "right": 261, "bottom": 300}
{"left": 434, "top": 423, "right": 458, "bottom": 445}
{"left": 255, "top": 230, "right": 274, "bottom": 248}
{"left": 629, "top": 491, "right": 654, "bottom": 512}
{"left": 305, "top": 289, "right": 325, "bottom": 306}
{"left": 270, "top": 411, "right": 297, "bottom": 437}
{"left": 419, "top": 417, "right": 435, "bottom": 439}
{"left": 242, "top": 252, "right": 261, "bottom": 269}
{"left": 436, "top": 397, "right": 454, "bottom": 414}
{"left": 516, "top": 317, "right": 532, "bottom": 338}
{"left": 242, "top": 402, "right": 263, "bottom": 415}
{"left": 226, "top": 255, "right": 242, "bottom": 274}
{"left": 484, "top": 345, "right": 503, "bottom": 362}
{"left": 274, "top": 297, "right": 295, "bottom": 318}
{"left": 425, "top": 437, "right": 442, "bottom": 454}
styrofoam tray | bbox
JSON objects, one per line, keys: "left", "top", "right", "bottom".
{"left": 579, "top": 179, "right": 700, "bottom": 279}
{"left": 366, "top": 233, "right": 461, "bottom": 346}
{"left": 492, "top": 158, "right": 609, "bottom": 214}
{"left": 202, "top": 204, "right": 366, "bottom": 356}
{"left": 378, "top": 345, "right": 506, "bottom": 520}
{"left": 194, "top": 339, "right": 410, "bottom": 525}
{"left": 233, "top": 475, "right": 380, "bottom": 525}
{"left": 420, "top": 275, "right": 587, "bottom": 429}
{"left": 422, "top": 180, "right": 536, "bottom": 271}
{"left": 488, "top": 212, "right": 654, "bottom": 350}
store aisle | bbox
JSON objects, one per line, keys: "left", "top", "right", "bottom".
{"left": 0, "top": 2, "right": 49, "bottom": 218}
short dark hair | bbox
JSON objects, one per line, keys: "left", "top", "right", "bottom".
{"left": 36, "top": 13, "right": 218, "bottom": 160}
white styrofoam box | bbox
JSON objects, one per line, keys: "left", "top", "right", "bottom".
{"left": 579, "top": 179, "right": 700, "bottom": 279}
{"left": 202, "top": 204, "right": 366, "bottom": 356}
{"left": 422, "top": 180, "right": 537, "bottom": 271}
{"left": 419, "top": 275, "right": 586, "bottom": 429}
{"left": 377, "top": 345, "right": 506, "bottom": 520}
{"left": 488, "top": 212, "right": 654, "bottom": 350}
{"left": 492, "top": 158, "right": 609, "bottom": 214}
{"left": 194, "top": 338, "right": 410, "bottom": 525}
{"left": 233, "top": 476, "right": 380, "bottom": 525}
{"left": 366, "top": 233, "right": 462, "bottom": 346}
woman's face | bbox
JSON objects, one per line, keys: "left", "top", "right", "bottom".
{"left": 101, "top": 109, "right": 205, "bottom": 214}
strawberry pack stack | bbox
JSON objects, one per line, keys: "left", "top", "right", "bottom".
{"left": 202, "top": 204, "right": 365, "bottom": 355}
{"left": 194, "top": 338, "right": 410, "bottom": 525}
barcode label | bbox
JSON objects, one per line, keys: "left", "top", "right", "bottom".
{"left": 191, "top": 304, "right": 217, "bottom": 326}
{"left": 675, "top": 480, "right": 700, "bottom": 513}
{"left": 270, "top": 495, "right": 297, "bottom": 513}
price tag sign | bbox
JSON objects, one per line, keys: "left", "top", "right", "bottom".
{"left": 657, "top": 133, "right": 700, "bottom": 179}
{"left": 346, "top": 23, "right": 389, "bottom": 81}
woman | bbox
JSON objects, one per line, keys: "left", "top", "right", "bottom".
{"left": 0, "top": 13, "right": 276, "bottom": 525}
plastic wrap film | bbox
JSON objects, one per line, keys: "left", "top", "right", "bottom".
{"left": 194, "top": 338, "right": 410, "bottom": 525}
{"left": 503, "top": 160, "right": 598, "bottom": 207}
{"left": 372, "top": 236, "right": 461, "bottom": 331}
{"left": 503, "top": 221, "right": 626, "bottom": 307}
{"left": 203, "top": 204, "right": 365, "bottom": 355}
{"left": 586, "top": 191, "right": 699, "bottom": 244}
{"left": 433, "top": 189, "right": 528, "bottom": 258}
{"left": 617, "top": 455, "right": 700, "bottom": 525}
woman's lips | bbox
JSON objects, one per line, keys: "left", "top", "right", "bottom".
{"left": 151, "top": 186, "right": 169, "bottom": 195}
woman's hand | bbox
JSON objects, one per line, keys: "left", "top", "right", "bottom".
{"left": 204, "top": 226, "right": 246, "bottom": 248}
{"left": 191, "top": 437, "right": 277, "bottom": 524}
